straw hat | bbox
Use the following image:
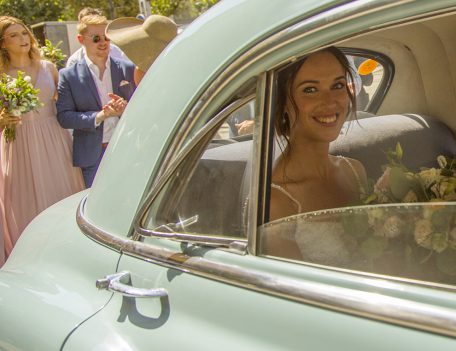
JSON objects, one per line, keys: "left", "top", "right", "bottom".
{"left": 106, "top": 15, "right": 177, "bottom": 72}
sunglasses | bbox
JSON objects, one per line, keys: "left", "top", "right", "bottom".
{"left": 83, "top": 34, "right": 110, "bottom": 43}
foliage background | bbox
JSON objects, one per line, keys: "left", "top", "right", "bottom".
{"left": 0, "top": 0, "right": 220, "bottom": 26}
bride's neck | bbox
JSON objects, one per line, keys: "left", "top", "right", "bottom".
{"left": 276, "top": 142, "right": 332, "bottom": 181}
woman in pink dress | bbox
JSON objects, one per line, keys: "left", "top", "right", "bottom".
{"left": 0, "top": 16, "right": 85, "bottom": 265}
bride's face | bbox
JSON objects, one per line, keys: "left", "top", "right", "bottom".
{"left": 287, "top": 50, "right": 349, "bottom": 144}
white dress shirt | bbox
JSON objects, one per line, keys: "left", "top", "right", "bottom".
{"left": 85, "top": 55, "right": 118, "bottom": 144}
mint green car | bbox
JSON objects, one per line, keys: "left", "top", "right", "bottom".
{"left": 3, "top": 0, "right": 456, "bottom": 349}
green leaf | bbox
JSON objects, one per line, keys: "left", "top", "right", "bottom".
{"left": 389, "top": 166, "right": 412, "bottom": 200}
{"left": 431, "top": 208, "right": 452, "bottom": 232}
{"left": 395, "top": 142, "right": 403, "bottom": 161}
{"left": 361, "top": 236, "right": 388, "bottom": 259}
{"left": 432, "top": 233, "right": 448, "bottom": 253}
{"left": 342, "top": 210, "right": 370, "bottom": 239}
{"left": 436, "top": 249, "right": 456, "bottom": 276}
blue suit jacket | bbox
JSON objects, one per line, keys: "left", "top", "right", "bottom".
{"left": 56, "top": 57, "right": 136, "bottom": 168}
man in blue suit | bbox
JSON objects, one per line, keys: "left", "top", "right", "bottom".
{"left": 57, "top": 14, "right": 136, "bottom": 187}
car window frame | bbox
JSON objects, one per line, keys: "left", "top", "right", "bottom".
{"left": 133, "top": 91, "right": 260, "bottom": 250}
{"left": 341, "top": 47, "right": 395, "bottom": 113}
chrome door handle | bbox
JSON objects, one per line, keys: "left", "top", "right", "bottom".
{"left": 96, "top": 271, "right": 168, "bottom": 298}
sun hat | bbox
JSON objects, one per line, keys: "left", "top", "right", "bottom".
{"left": 105, "top": 15, "right": 177, "bottom": 72}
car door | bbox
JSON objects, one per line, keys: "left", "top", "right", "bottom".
{"left": 63, "top": 1, "right": 456, "bottom": 349}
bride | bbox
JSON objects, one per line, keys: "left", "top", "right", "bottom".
{"left": 264, "top": 47, "right": 368, "bottom": 261}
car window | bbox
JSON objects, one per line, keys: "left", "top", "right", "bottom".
{"left": 257, "top": 47, "right": 456, "bottom": 287}
{"left": 140, "top": 97, "right": 255, "bottom": 239}
{"left": 260, "top": 203, "right": 456, "bottom": 285}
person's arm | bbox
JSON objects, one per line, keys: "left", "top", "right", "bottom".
{"left": 56, "top": 70, "right": 99, "bottom": 130}
{"left": 47, "top": 61, "right": 59, "bottom": 100}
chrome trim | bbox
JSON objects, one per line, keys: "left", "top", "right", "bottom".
{"left": 78, "top": 197, "right": 456, "bottom": 337}
{"left": 248, "top": 71, "right": 273, "bottom": 256}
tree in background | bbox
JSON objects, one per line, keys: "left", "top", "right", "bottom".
{"left": 151, "top": 0, "right": 219, "bottom": 23}
{"left": 63, "top": 0, "right": 139, "bottom": 21}
{"left": 0, "top": 0, "right": 220, "bottom": 25}
{"left": 0, "top": 0, "right": 66, "bottom": 25}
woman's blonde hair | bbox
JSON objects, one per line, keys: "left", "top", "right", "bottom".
{"left": 0, "top": 16, "right": 41, "bottom": 71}
{"left": 77, "top": 14, "right": 108, "bottom": 34}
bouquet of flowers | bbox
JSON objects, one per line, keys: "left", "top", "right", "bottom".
{"left": 0, "top": 70, "right": 41, "bottom": 143}
{"left": 343, "top": 143, "right": 456, "bottom": 282}
{"left": 363, "top": 143, "right": 456, "bottom": 204}
{"left": 40, "top": 39, "right": 67, "bottom": 70}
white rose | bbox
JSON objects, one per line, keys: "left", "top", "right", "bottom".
{"left": 414, "top": 219, "right": 433, "bottom": 249}
{"left": 449, "top": 227, "right": 456, "bottom": 245}
{"left": 23, "top": 75, "right": 32, "bottom": 83}
{"left": 376, "top": 215, "right": 405, "bottom": 238}
{"left": 437, "top": 155, "right": 447, "bottom": 169}
{"left": 419, "top": 168, "right": 441, "bottom": 188}
{"left": 402, "top": 190, "right": 418, "bottom": 203}
{"left": 367, "top": 208, "right": 384, "bottom": 226}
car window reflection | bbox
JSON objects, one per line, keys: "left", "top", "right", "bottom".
{"left": 259, "top": 203, "right": 456, "bottom": 285}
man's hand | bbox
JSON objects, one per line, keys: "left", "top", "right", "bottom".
{"left": 235, "top": 120, "right": 254, "bottom": 136}
{"left": 95, "top": 93, "right": 128, "bottom": 124}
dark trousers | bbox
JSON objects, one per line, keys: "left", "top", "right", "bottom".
{"left": 80, "top": 147, "right": 106, "bottom": 187}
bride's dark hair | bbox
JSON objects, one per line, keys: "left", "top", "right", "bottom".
{"left": 274, "top": 46, "right": 357, "bottom": 154}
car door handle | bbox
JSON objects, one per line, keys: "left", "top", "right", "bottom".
{"left": 96, "top": 271, "right": 168, "bottom": 298}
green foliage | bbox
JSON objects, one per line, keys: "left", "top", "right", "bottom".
{"left": 0, "top": 0, "right": 66, "bottom": 25}
{"left": 150, "top": 0, "right": 219, "bottom": 22}
{"left": 150, "top": 0, "right": 179, "bottom": 17}
{"left": 63, "top": 0, "right": 139, "bottom": 20}
{"left": 40, "top": 39, "right": 67, "bottom": 70}
{"left": 0, "top": 0, "right": 220, "bottom": 24}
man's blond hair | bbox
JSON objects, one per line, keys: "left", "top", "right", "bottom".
{"left": 77, "top": 14, "right": 108, "bottom": 34}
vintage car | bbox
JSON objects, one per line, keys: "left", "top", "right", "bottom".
{"left": 2, "top": 0, "right": 456, "bottom": 349}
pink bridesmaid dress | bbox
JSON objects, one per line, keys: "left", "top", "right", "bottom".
{"left": 0, "top": 60, "right": 85, "bottom": 263}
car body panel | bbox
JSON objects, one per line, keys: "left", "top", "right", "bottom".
{"left": 64, "top": 253, "right": 456, "bottom": 351}
{"left": 0, "top": 192, "right": 120, "bottom": 350}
